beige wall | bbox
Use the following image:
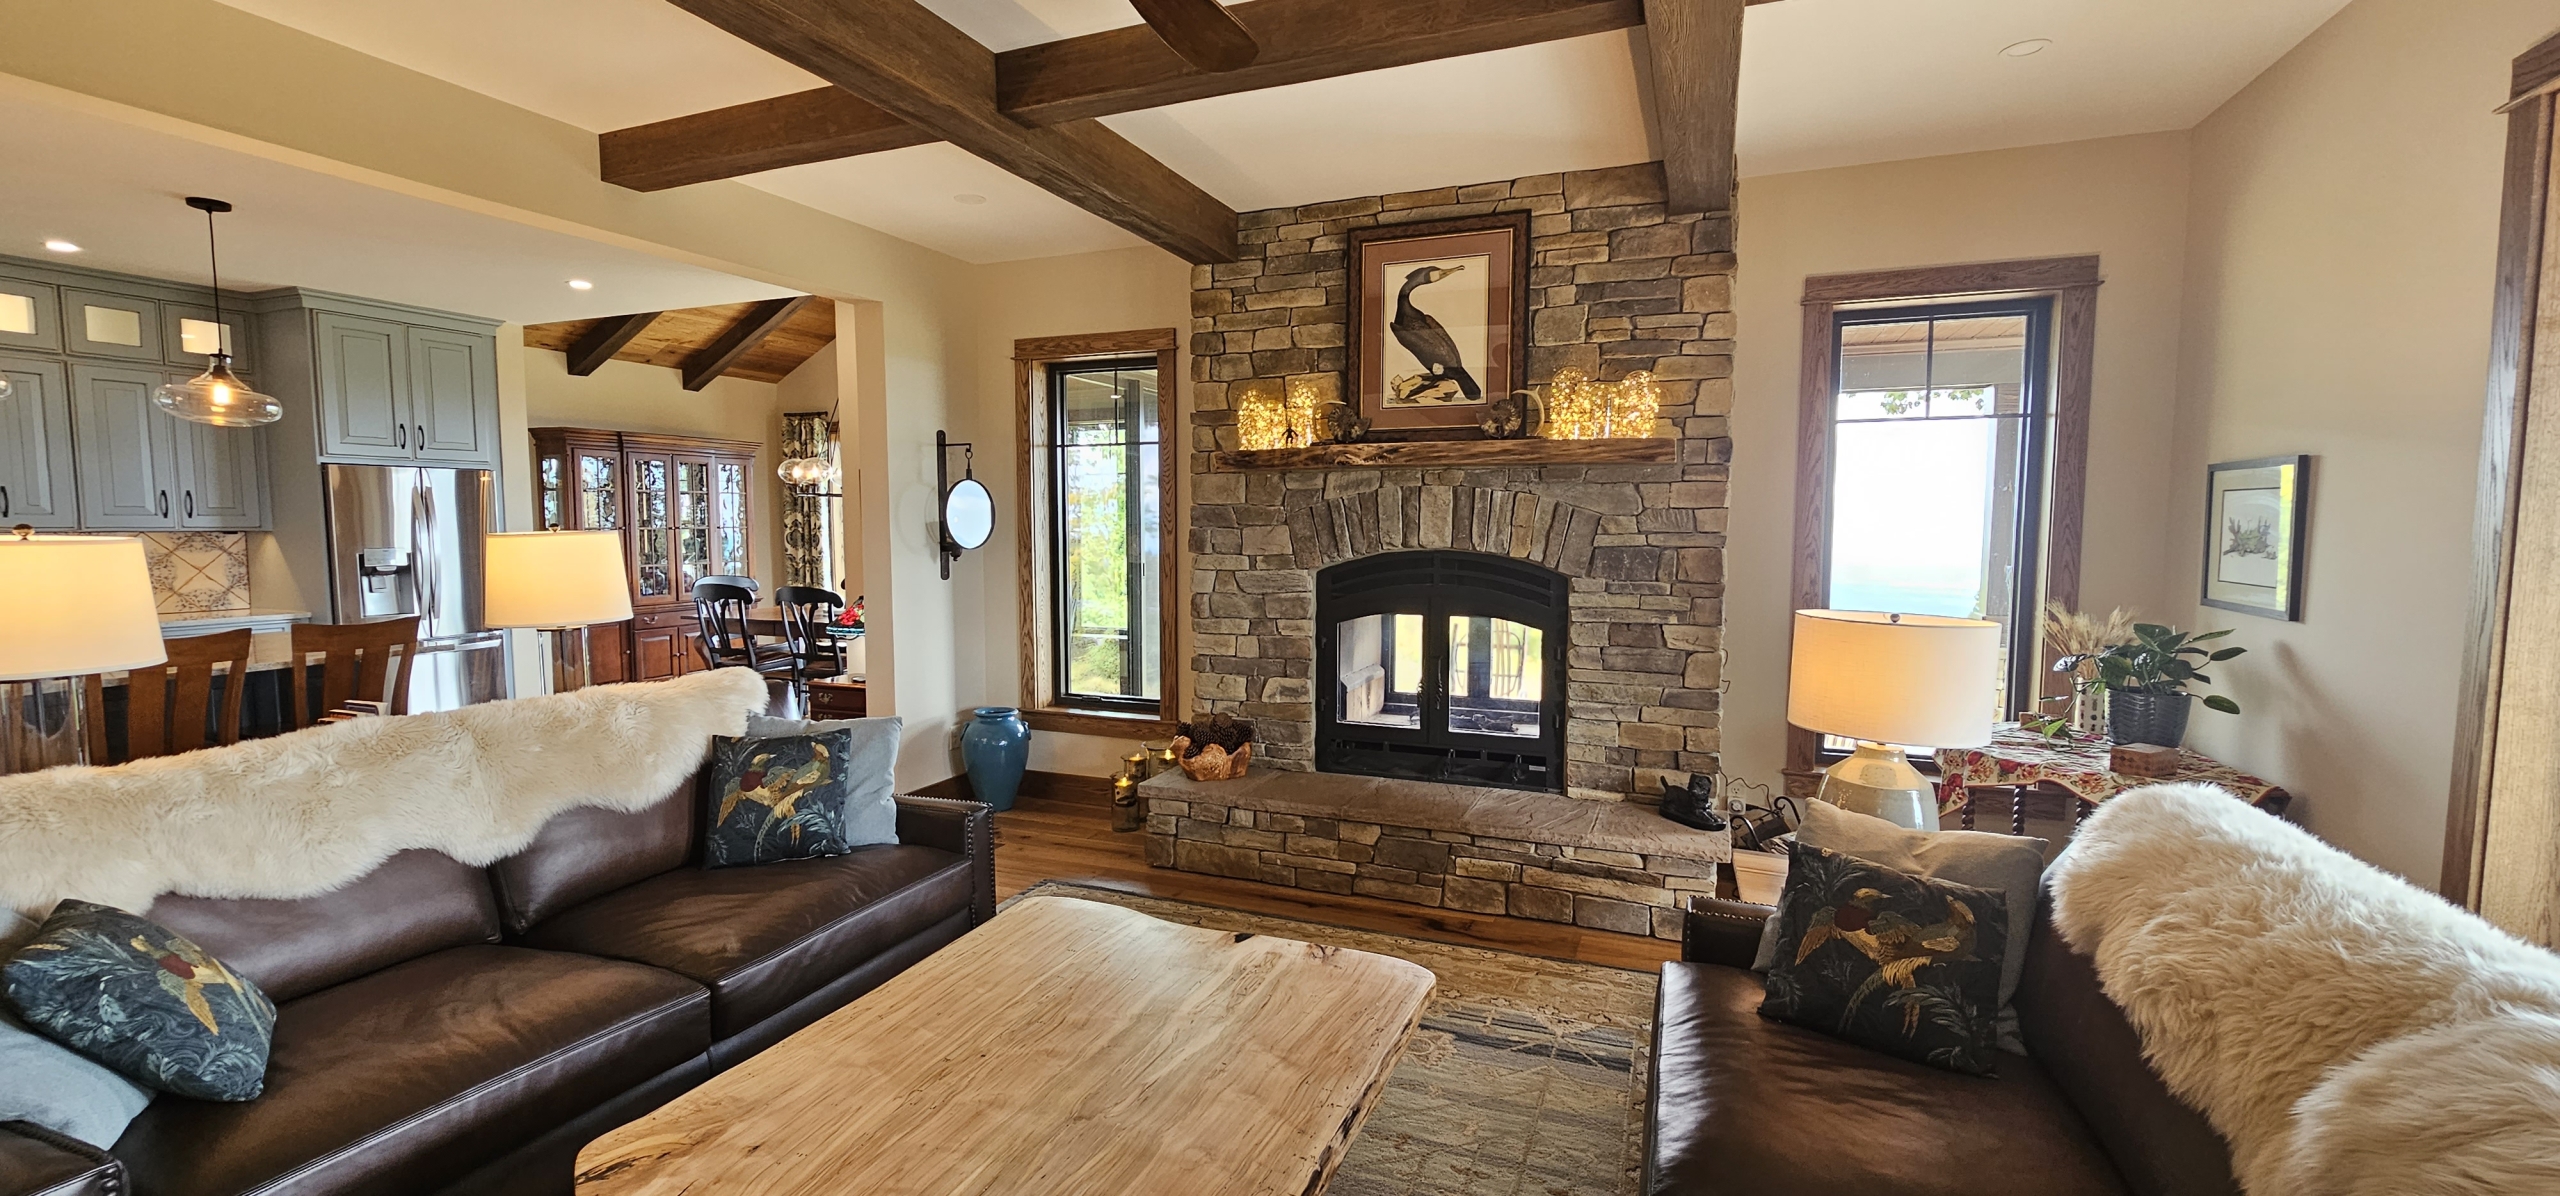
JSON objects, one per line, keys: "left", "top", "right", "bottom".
{"left": 1724, "top": 132, "right": 2196, "bottom": 797}
{"left": 961, "top": 248, "right": 1193, "bottom": 778}
{"left": 2167, "top": 0, "right": 2560, "bottom": 883}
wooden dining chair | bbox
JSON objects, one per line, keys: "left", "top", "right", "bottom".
{"left": 692, "top": 581, "right": 794, "bottom": 679}
{"left": 83, "top": 628, "right": 253, "bottom": 764}
{"left": 773, "top": 585, "right": 847, "bottom": 693}
{"left": 286, "top": 616, "right": 421, "bottom": 730}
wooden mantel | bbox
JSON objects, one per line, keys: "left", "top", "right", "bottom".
{"left": 1211, "top": 437, "right": 1675, "bottom": 472}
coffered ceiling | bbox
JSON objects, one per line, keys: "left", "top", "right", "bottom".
{"left": 210, "top": 0, "right": 2353, "bottom": 264}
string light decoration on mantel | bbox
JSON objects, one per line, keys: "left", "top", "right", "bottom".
{"left": 1235, "top": 380, "right": 1290, "bottom": 451}
{"left": 1538, "top": 368, "right": 1663, "bottom": 441}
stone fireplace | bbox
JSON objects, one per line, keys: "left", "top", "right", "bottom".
{"left": 1147, "top": 162, "right": 1737, "bottom": 935}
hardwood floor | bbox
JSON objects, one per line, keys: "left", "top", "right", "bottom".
{"left": 990, "top": 787, "right": 1682, "bottom": 972}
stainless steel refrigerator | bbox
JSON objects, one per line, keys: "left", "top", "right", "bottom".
{"left": 323, "top": 465, "right": 510, "bottom": 712}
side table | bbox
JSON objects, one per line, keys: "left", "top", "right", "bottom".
{"left": 1934, "top": 724, "right": 2292, "bottom": 836}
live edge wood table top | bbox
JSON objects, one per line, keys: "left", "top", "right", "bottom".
{"left": 573, "top": 895, "right": 1436, "bottom": 1196}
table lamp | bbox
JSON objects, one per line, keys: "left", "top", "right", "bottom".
{"left": 0, "top": 530, "right": 166, "bottom": 771}
{"left": 484, "top": 530, "right": 632, "bottom": 694}
{"left": 1787, "top": 609, "right": 2000, "bottom": 831}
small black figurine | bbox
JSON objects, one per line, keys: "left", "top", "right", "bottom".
{"left": 1480, "top": 390, "right": 1534, "bottom": 439}
{"left": 1317, "top": 400, "right": 1370, "bottom": 444}
{"left": 1658, "top": 772, "right": 1728, "bottom": 832}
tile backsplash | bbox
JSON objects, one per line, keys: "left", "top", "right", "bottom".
{"left": 64, "top": 531, "right": 254, "bottom": 616}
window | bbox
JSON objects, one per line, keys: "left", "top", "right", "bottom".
{"left": 1827, "top": 299, "right": 2052, "bottom": 729}
{"left": 1786, "top": 258, "right": 2098, "bottom": 783}
{"left": 1049, "top": 358, "right": 1163, "bottom": 712}
{"left": 1015, "top": 330, "right": 1180, "bottom": 733}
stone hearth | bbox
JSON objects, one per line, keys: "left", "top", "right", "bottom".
{"left": 1141, "top": 769, "right": 1731, "bottom": 940}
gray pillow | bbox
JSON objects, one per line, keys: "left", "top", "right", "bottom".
{"left": 1754, "top": 800, "right": 2046, "bottom": 1052}
{"left": 0, "top": 1009, "right": 153, "bottom": 1148}
{"left": 744, "top": 714, "right": 902, "bottom": 847}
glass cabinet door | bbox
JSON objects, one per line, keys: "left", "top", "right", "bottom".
{"left": 578, "top": 452, "right": 619, "bottom": 530}
{"left": 631, "top": 455, "right": 673, "bottom": 599}
{"left": 539, "top": 452, "right": 563, "bottom": 530}
{"left": 675, "top": 458, "right": 712, "bottom": 592}
{"left": 716, "top": 461, "right": 748, "bottom": 576}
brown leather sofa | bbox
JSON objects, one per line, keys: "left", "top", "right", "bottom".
{"left": 1648, "top": 888, "right": 2241, "bottom": 1196}
{"left": 0, "top": 776, "right": 993, "bottom": 1196}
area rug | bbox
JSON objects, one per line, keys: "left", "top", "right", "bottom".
{"left": 1006, "top": 881, "right": 1659, "bottom": 1196}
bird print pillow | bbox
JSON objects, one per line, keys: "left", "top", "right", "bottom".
{"left": 2, "top": 900, "right": 278, "bottom": 1101}
{"left": 1759, "top": 843, "right": 2009, "bottom": 1075}
{"left": 703, "top": 730, "right": 857, "bottom": 869}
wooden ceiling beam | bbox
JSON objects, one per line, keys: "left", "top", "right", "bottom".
{"left": 564, "top": 310, "right": 664, "bottom": 376}
{"left": 1642, "top": 0, "right": 1747, "bottom": 216}
{"left": 665, "top": 0, "right": 1238, "bottom": 263}
{"left": 601, "top": 89, "right": 931, "bottom": 191}
{"left": 683, "top": 295, "right": 812, "bottom": 391}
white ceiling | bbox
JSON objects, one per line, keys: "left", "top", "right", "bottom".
{"left": 0, "top": 88, "right": 794, "bottom": 325}
{"left": 205, "top": 0, "right": 2354, "bottom": 264}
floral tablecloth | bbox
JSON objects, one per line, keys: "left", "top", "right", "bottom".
{"left": 1933, "top": 723, "right": 2286, "bottom": 816}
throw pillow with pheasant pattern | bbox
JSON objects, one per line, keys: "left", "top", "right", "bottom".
{"left": 703, "top": 729, "right": 856, "bottom": 868}
{"left": 2, "top": 899, "right": 277, "bottom": 1100}
{"left": 1760, "top": 842, "right": 2008, "bottom": 1075}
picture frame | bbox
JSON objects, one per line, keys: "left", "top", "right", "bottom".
{"left": 1344, "top": 212, "right": 1531, "bottom": 434}
{"left": 2201, "top": 454, "right": 2310, "bottom": 621}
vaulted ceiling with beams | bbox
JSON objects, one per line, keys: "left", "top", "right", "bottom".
{"left": 212, "top": 0, "right": 2352, "bottom": 265}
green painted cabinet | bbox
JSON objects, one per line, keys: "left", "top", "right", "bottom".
{"left": 69, "top": 364, "right": 180, "bottom": 529}
{"left": 0, "top": 355, "right": 76, "bottom": 528}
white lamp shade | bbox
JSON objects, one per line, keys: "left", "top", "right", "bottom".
{"left": 483, "top": 531, "right": 633, "bottom": 628}
{"left": 1787, "top": 609, "right": 2001, "bottom": 748}
{"left": 0, "top": 536, "right": 167, "bottom": 681}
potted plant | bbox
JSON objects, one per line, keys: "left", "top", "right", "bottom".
{"left": 2087, "top": 624, "right": 2244, "bottom": 746}
{"left": 2043, "top": 603, "right": 2138, "bottom": 736}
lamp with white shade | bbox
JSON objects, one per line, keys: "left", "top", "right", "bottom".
{"left": 0, "top": 530, "right": 167, "bottom": 771}
{"left": 1787, "top": 609, "right": 2001, "bottom": 831}
{"left": 484, "top": 530, "right": 633, "bottom": 694}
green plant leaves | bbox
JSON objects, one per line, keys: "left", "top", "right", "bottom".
{"left": 2202, "top": 695, "right": 2241, "bottom": 715}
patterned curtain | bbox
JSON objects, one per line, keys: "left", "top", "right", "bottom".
{"left": 779, "top": 412, "right": 835, "bottom": 589}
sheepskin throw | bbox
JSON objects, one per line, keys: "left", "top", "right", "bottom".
{"left": 2048, "top": 783, "right": 2560, "bottom": 1195}
{"left": 0, "top": 668, "right": 767, "bottom": 944}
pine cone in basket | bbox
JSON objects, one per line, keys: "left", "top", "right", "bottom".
{"left": 1173, "top": 713, "right": 1255, "bottom": 759}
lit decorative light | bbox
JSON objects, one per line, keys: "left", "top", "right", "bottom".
{"left": 1606, "top": 370, "right": 1662, "bottom": 438}
{"left": 1539, "top": 369, "right": 1605, "bottom": 440}
{"left": 2000, "top": 38, "right": 2051, "bottom": 57}
{"left": 42, "top": 239, "right": 80, "bottom": 254}
{"left": 1283, "top": 376, "right": 1325, "bottom": 446}
{"left": 776, "top": 455, "right": 838, "bottom": 487}
{"left": 567, "top": 278, "right": 594, "bottom": 291}
{"left": 154, "top": 198, "right": 281, "bottom": 427}
{"left": 1236, "top": 384, "right": 1288, "bottom": 451}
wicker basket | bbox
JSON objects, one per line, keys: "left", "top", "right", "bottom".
{"left": 1170, "top": 736, "right": 1251, "bottom": 781}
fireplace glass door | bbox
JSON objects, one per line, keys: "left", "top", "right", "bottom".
{"left": 1317, "top": 551, "right": 1567, "bottom": 791}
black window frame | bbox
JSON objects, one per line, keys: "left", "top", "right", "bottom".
{"left": 1820, "top": 296, "right": 2056, "bottom": 760}
{"left": 1045, "top": 356, "right": 1163, "bottom": 716}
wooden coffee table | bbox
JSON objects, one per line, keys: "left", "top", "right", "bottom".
{"left": 574, "top": 895, "right": 1435, "bottom": 1195}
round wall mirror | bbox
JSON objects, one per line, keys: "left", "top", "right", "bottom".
{"left": 944, "top": 477, "right": 995, "bottom": 551}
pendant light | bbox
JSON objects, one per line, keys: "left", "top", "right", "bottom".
{"left": 155, "top": 197, "right": 280, "bottom": 427}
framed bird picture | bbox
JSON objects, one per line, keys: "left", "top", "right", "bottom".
{"left": 1345, "top": 212, "right": 1531, "bottom": 433}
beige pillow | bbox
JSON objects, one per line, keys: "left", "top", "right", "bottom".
{"left": 1755, "top": 800, "right": 2047, "bottom": 1051}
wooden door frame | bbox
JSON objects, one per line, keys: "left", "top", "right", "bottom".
{"left": 1784, "top": 256, "right": 2102, "bottom": 789}
{"left": 2444, "top": 31, "right": 2560, "bottom": 907}
{"left": 1013, "top": 329, "right": 1182, "bottom": 739}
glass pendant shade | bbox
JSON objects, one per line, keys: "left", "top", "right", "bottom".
{"left": 777, "top": 455, "right": 837, "bottom": 487}
{"left": 0, "top": 375, "right": 13, "bottom": 402}
{"left": 155, "top": 354, "right": 281, "bottom": 427}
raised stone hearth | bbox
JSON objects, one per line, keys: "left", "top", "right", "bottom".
{"left": 1141, "top": 769, "right": 1731, "bottom": 940}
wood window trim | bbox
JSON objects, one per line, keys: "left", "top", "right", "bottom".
{"left": 1015, "top": 328, "right": 1182, "bottom": 740}
{"left": 2445, "top": 26, "right": 2560, "bottom": 911}
{"left": 1784, "top": 256, "right": 2101, "bottom": 788}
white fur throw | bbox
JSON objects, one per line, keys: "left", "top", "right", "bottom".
{"left": 0, "top": 668, "right": 766, "bottom": 944}
{"left": 2048, "top": 783, "right": 2560, "bottom": 1195}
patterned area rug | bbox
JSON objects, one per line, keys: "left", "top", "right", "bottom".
{"left": 1007, "top": 881, "right": 1659, "bottom": 1196}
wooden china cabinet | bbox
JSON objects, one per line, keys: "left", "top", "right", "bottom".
{"left": 531, "top": 427, "right": 760, "bottom": 683}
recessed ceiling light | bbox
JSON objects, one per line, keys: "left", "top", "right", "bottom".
{"left": 2001, "top": 38, "right": 2052, "bottom": 57}
{"left": 567, "top": 279, "right": 594, "bottom": 290}
{"left": 953, "top": 193, "right": 988, "bottom": 206}
{"left": 43, "top": 239, "right": 81, "bottom": 253}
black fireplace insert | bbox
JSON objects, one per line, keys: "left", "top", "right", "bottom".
{"left": 1314, "top": 550, "right": 1569, "bottom": 791}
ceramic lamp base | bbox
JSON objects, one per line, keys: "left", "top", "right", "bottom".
{"left": 1818, "top": 740, "right": 1937, "bottom": 831}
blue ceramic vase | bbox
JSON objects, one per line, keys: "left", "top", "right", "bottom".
{"left": 961, "top": 706, "right": 1032, "bottom": 811}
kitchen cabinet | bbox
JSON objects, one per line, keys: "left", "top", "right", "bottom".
{"left": 68, "top": 364, "right": 267, "bottom": 531}
{"left": 171, "top": 391, "right": 268, "bottom": 530}
{"left": 262, "top": 293, "right": 501, "bottom": 469}
{"left": 0, "top": 277, "right": 62, "bottom": 353}
{"left": 62, "top": 288, "right": 162, "bottom": 362}
{"left": 408, "top": 326, "right": 498, "bottom": 464}
{"left": 0, "top": 356, "right": 76, "bottom": 528}
{"left": 531, "top": 427, "right": 761, "bottom": 683}
{"left": 311, "top": 311, "right": 409, "bottom": 461}
{"left": 161, "top": 301, "right": 254, "bottom": 375}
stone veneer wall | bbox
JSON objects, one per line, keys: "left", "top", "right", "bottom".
{"left": 1187, "top": 163, "right": 1738, "bottom": 802}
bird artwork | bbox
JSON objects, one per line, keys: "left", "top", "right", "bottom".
{"left": 1793, "top": 886, "right": 1982, "bottom": 1033}
{"left": 135, "top": 933, "right": 262, "bottom": 1035}
{"left": 1388, "top": 264, "right": 1483, "bottom": 406}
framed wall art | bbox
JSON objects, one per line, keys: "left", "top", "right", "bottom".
{"left": 2201, "top": 454, "right": 2310, "bottom": 621}
{"left": 1344, "top": 212, "right": 1530, "bottom": 434}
